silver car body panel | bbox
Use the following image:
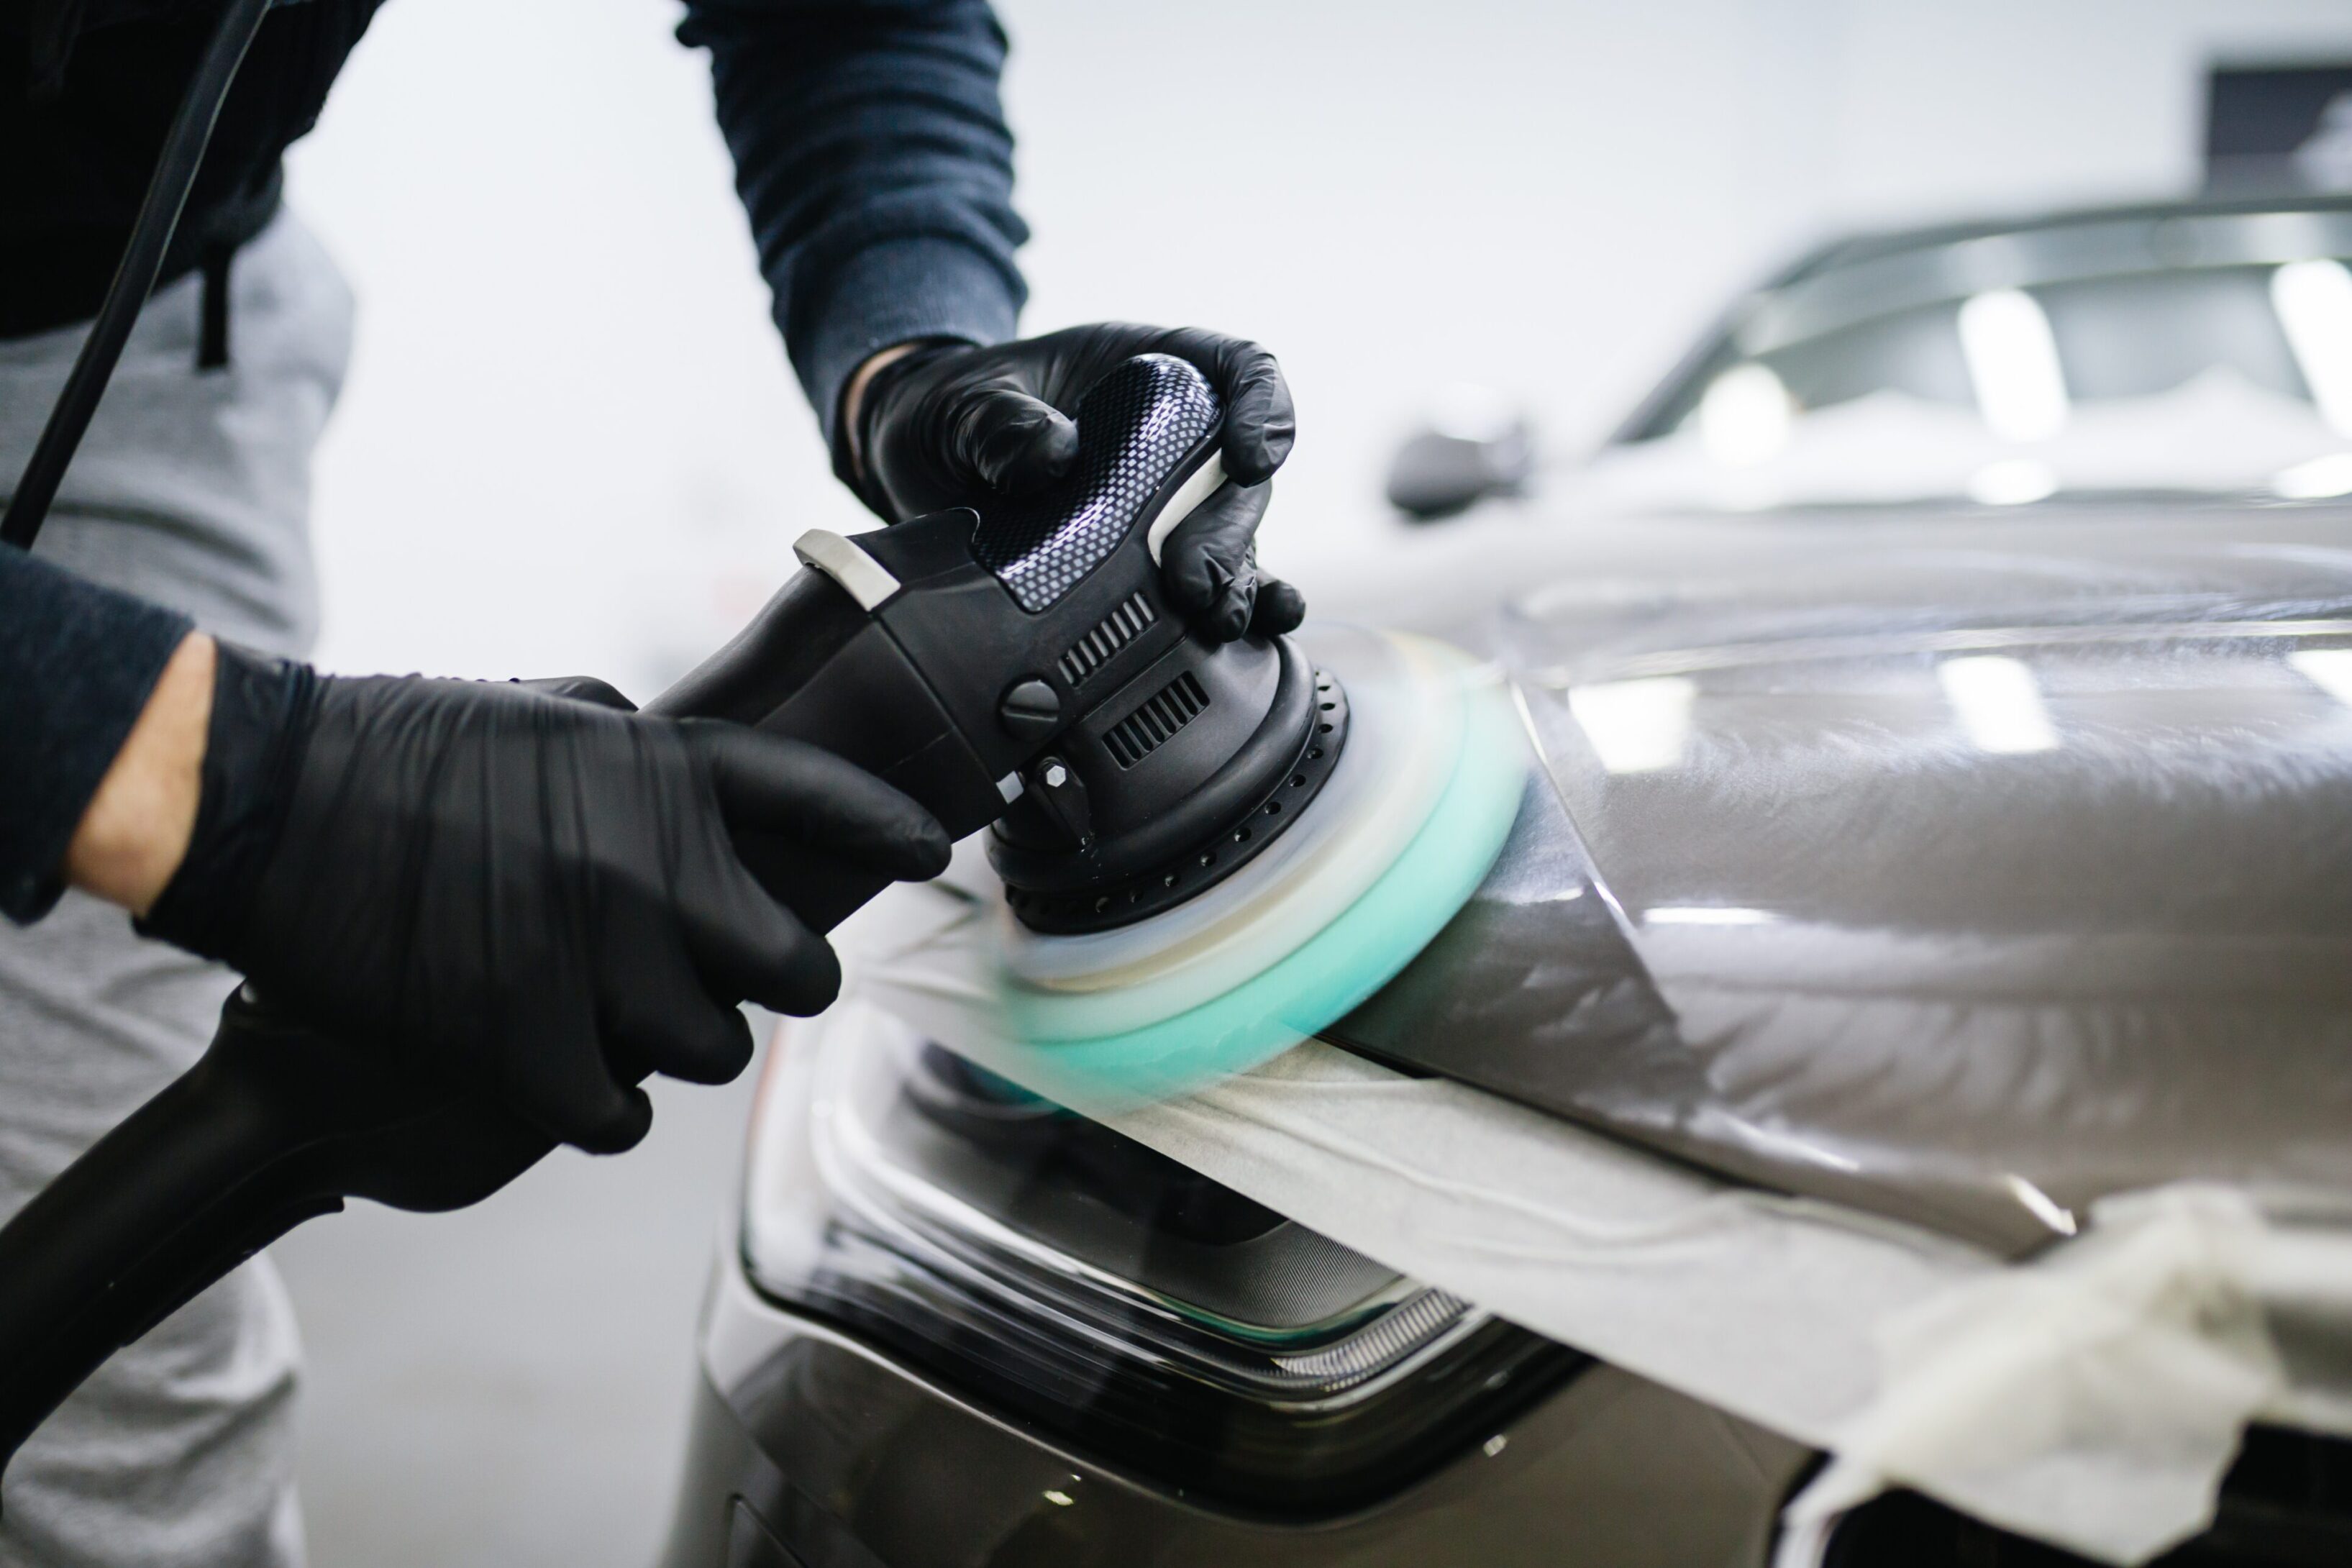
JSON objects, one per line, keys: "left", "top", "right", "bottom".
{"left": 1328, "top": 501, "right": 2352, "bottom": 1254}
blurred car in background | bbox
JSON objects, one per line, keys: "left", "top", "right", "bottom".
{"left": 660, "top": 195, "right": 2352, "bottom": 1568}
{"left": 1394, "top": 193, "right": 2352, "bottom": 521}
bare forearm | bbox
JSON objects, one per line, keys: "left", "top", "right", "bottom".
{"left": 65, "top": 631, "right": 212, "bottom": 915}
{"left": 839, "top": 341, "right": 924, "bottom": 487}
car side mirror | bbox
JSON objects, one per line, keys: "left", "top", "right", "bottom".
{"left": 1384, "top": 386, "right": 1535, "bottom": 522}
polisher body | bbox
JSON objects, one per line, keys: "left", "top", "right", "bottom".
{"left": 656, "top": 354, "right": 1340, "bottom": 936}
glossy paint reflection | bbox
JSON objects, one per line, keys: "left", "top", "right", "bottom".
{"left": 1332, "top": 507, "right": 2352, "bottom": 1254}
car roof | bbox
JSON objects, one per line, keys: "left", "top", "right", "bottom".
{"left": 1610, "top": 188, "right": 2352, "bottom": 446}
{"left": 1779, "top": 188, "right": 2352, "bottom": 287}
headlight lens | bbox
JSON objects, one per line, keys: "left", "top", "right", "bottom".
{"left": 741, "top": 1008, "right": 1583, "bottom": 1514}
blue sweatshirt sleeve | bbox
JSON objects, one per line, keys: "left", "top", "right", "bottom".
{"left": 675, "top": 0, "right": 1029, "bottom": 448}
{"left": 0, "top": 546, "right": 194, "bottom": 924}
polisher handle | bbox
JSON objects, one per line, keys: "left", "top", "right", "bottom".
{"left": 649, "top": 552, "right": 1011, "bottom": 933}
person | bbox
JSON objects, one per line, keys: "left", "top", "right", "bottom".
{"left": 0, "top": 2, "right": 1300, "bottom": 1563}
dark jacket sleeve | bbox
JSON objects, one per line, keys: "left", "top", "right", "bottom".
{"left": 0, "top": 545, "right": 193, "bottom": 923}
{"left": 675, "top": 0, "right": 1029, "bottom": 448}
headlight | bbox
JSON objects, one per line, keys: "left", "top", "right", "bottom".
{"left": 741, "top": 1006, "right": 1584, "bottom": 1515}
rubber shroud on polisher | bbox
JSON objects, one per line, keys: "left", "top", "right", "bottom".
{"left": 985, "top": 360, "right": 1346, "bottom": 934}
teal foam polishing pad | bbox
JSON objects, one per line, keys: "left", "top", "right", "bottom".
{"left": 983, "top": 630, "right": 1526, "bottom": 1111}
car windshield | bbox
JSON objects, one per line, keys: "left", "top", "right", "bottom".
{"left": 1596, "top": 200, "right": 2352, "bottom": 510}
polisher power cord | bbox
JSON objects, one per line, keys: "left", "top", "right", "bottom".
{"left": 0, "top": 0, "right": 277, "bottom": 551}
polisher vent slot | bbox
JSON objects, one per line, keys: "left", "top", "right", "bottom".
{"left": 1057, "top": 592, "right": 1157, "bottom": 686}
{"left": 1104, "top": 670, "right": 1208, "bottom": 768}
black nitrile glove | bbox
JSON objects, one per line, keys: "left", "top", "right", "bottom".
{"left": 847, "top": 324, "right": 1308, "bottom": 643}
{"left": 142, "top": 644, "right": 949, "bottom": 1154}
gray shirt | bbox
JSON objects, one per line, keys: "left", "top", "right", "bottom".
{"left": 0, "top": 207, "right": 342, "bottom": 1568}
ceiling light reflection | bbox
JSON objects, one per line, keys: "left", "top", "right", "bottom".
{"left": 2289, "top": 647, "right": 2352, "bottom": 708}
{"left": 1641, "top": 906, "right": 1779, "bottom": 926}
{"left": 1698, "top": 363, "right": 1793, "bottom": 467}
{"left": 1938, "top": 655, "right": 2059, "bottom": 754}
{"left": 2272, "top": 452, "right": 2352, "bottom": 499}
{"left": 1959, "top": 288, "right": 2070, "bottom": 442}
{"left": 1967, "top": 457, "right": 2059, "bottom": 506}
{"left": 1717, "top": 1115, "right": 1861, "bottom": 1173}
{"left": 2273, "top": 259, "right": 2352, "bottom": 438}
{"left": 2002, "top": 1175, "right": 2079, "bottom": 1236}
{"left": 1567, "top": 675, "right": 1696, "bottom": 773}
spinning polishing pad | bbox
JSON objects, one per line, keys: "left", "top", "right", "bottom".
{"left": 960, "top": 626, "right": 1527, "bottom": 1110}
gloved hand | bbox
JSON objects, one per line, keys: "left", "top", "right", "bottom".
{"left": 141, "top": 645, "right": 949, "bottom": 1154}
{"left": 847, "top": 324, "right": 1307, "bottom": 642}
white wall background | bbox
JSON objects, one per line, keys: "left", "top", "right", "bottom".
{"left": 287, "top": 0, "right": 2352, "bottom": 696}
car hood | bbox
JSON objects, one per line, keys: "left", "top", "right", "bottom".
{"left": 1323, "top": 500, "right": 2352, "bottom": 1253}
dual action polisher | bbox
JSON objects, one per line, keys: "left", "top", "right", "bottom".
{"left": 0, "top": 355, "right": 1523, "bottom": 1485}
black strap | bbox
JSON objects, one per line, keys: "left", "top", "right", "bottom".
{"left": 199, "top": 241, "right": 233, "bottom": 372}
{"left": 1, "top": 0, "right": 274, "bottom": 552}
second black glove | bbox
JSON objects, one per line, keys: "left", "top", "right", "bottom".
{"left": 846, "top": 323, "right": 1308, "bottom": 642}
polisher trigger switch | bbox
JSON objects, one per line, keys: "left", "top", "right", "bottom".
{"left": 998, "top": 678, "right": 1061, "bottom": 739}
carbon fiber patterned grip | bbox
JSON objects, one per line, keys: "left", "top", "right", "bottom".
{"left": 972, "top": 355, "right": 1220, "bottom": 612}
